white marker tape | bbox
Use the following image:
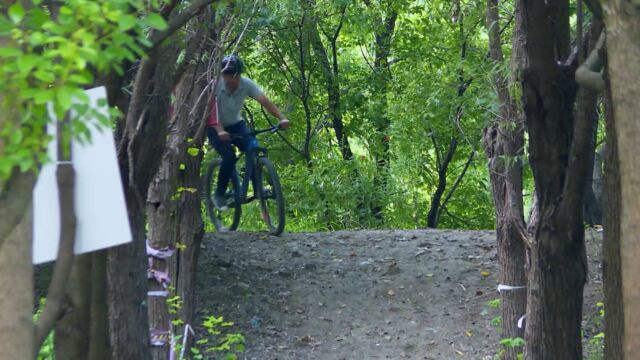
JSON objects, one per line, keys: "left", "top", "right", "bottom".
{"left": 497, "top": 284, "right": 527, "bottom": 292}
{"left": 518, "top": 314, "right": 527, "bottom": 329}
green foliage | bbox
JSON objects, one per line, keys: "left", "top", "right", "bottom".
{"left": 585, "top": 301, "right": 605, "bottom": 360}
{"left": 33, "top": 298, "right": 54, "bottom": 360}
{"left": 220, "top": 0, "right": 501, "bottom": 231}
{"left": 493, "top": 337, "right": 524, "bottom": 360}
{"left": 200, "top": 315, "right": 245, "bottom": 357}
{"left": 500, "top": 337, "right": 525, "bottom": 348}
{"left": 168, "top": 294, "right": 244, "bottom": 360}
{"left": 488, "top": 298, "right": 501, "bottom": 308}
{"left": 0, "top": 0, "right": 167, "bottom": 182}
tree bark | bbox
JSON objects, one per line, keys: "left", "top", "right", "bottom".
{"left": 427, "top": 137, "right": 457, "bottom": 228}
{"left": 600, "top": 1, "right": 640, "bottom": 357}
{"left": 484, "top": 2, "right": 528, "bottom": 358}
{"left": 108, "top": 41, "right": 177, "bottom": 360}
{"left": 0, "top": 207, "right": 33, "bottom": 359}
{"left": 146, "top": 13, "right": 219, "bottom": 358}
{"left": 55, "top": 254, "right": 92, "bottom": 359}
{"left": 519, "top": 0, "right": 597, "bottom": 358}
{"left": 602, "top": 68, "right": 623, "bottom": 359}
{"left": 307, "top": 4, "right": 353, "bottom": 160}
{"left": 369, "top": 4, "right": 397, "bottom": 221}
{"left": 89, "top": 251, "right": 110, "bottom": 360}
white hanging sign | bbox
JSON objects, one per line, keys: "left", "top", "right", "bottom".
{"left": 32, "top": 86, "right": 132, "bottom": 264}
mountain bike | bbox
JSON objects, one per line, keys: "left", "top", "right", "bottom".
{"left": 203, "top": 126, "right": 285, "bottom": 235}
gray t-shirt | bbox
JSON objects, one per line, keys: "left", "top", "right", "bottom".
{"left": 215, "top": 77, "right": 264, "bottom": 128}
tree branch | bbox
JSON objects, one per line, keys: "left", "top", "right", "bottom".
{"left": 440, "top": 150, "right": 476, "bottom": 211}
{"left": 34, "top": 163, "right": 77, "bottom": 352}
{"left": 575, "top": 32, "right": 605, "bottom": 92}
{"left": 150, "top": 0, "right": 220, "bottom": 49}
{"left": 0, "top": 169, "right": 37, "bottom": 251}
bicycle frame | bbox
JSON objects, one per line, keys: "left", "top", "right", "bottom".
{"left": 232, "top": 126, "right": 279, "bottom": 203}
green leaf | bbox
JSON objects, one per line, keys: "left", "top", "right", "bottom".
{"left": 34, "top": 70, "right": 55, "bottom": 83}
{"left": 0, "top": 47, "right": 21, "bottom": 57}
{"left": 8, "top": 3, "right": 25, "bottom": 24}
{"left": 187, "top": 147, "right": 199, "bottom": 157}
{"left": 143, "top": 13, "right": 168, "bottom": 31}
{"left": 118, "top": 15, "right": 137, "bottom": 31}
{"left": 56, "top": 89, "right": 73, "bottom": 111}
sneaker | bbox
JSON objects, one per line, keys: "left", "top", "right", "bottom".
{"left": 213, "top": 193, "right": 228, "bottom": 211}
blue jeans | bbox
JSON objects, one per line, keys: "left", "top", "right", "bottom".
{"left": 207, "top": 121, "right": 256, "bottom": 196}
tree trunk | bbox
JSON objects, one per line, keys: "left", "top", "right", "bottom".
{"left": 602, "top": 69, "right": 623, "bottom": 359}
{"left": 307, "top": 5, "right": 353, "bottom": 160}
{"left": 146, "top": 15, "right": 219, "bottom": 357}
{"left": 89, "top": 251, "right": 110, "bottom": 360}
{"left": 0, "top": 207, "right": 33, "bottom": 359}
{"left": 108, "top": 40, "right": 177, "bottom": 360}
{"left": 520, "top": 1, "right": 597, "bottom": 358}
{"left": 600, "top": 2, "right": 640, "bottom": 357}
{"left": 55, "top": 254, "right": 92, "bottom": 359}
{"left": 427, "top": 138, "right": 457, "bottom": 228}
{"left": 484, "top": 1, "right": 528, "bottom": 358}
{"left": 369, "top": 6, "right": 397, "bottom": 221}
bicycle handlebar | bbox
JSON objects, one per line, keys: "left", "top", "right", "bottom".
{"left": 251, "top": 125, "right": 281, "bottom": 135}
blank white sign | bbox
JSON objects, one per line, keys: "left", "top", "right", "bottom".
{"left": 33, "top": 86, "right": 132, "bottom": 264}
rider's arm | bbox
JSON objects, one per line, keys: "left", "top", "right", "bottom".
{"left": 209, "top": 96, "right": 229, "bottom": 139}
{"left": 255, "top": 95, "right": 286, "bottom": 122}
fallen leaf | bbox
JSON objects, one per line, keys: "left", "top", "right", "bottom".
{"left": 465, "top": 330, "right": 473, "bottom": 337}
{"left": 298, "top": 335, "right": 312, "bottom": 343}
{"left": 481, "top": 271, "right": 491, "bottom": 277}
{"left": 387, "top": 289, "right": 396, "bottom": 296}
{"left": 456, "top": 350, "right": 464, "bottom": 356}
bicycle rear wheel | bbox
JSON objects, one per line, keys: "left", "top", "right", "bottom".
{"left": 256, "top": 157, "right": 285, "bottom": 235}
{"left": 204, "top": 158, "right": 241, "bottom": 232}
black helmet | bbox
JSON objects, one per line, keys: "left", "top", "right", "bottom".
{"left": 221, "top": 55, "right": 244, "bottom": 76}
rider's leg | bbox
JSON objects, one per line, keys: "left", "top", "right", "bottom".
{"left": 208, "top": 127, "right": 237, "bottom": 196}
{"left": 229, "top": 122, "right": 260, "bottom": 191}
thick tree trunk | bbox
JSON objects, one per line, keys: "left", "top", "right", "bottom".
{"left": 520, "top": 1, "right": 597, "bottom": 358}
{"left": 108, "top": 41, "right": 177, "bottom": 360}
{"left": 484, "top": 2, "right": 528, "bottom": 358}
{"left": 0, "top": 207, "right": 33, "bottom": 359}
{"left": 146, "top": 16, "right": 218, "bottom": 357}
{"left": 55, "top": 254, "right": 92, "bottom": 359}
{"left": 107, "top": 200, "right": 152, "bottom": 359}
{"left": 600, "top": 2, "right": 640, "bottom": 357}
{"left": 602, "top": 76, "right": 623, "bottom": 359}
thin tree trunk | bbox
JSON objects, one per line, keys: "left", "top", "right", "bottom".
{"left": 602, "top": 72, "right": 623, "bottom": 359}
{"left": 89, "top": 251, "right": 110, "bottom": 360}
{"left": 427, "top": 138, "right": 457, "bottom": 228}
{"left": 484, "top": 2, "right": 527, "bottom": 358}
{"left": 600, "top": 2, "right": 640, "bottom": 357}
{"left": 369, "top": 6, "right": 397, "bottom": 221}
{"left": 307, "top": 4, "right": 353, "bottom": 160}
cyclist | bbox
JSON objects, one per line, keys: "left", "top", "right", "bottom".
{"left": 207, "top": 55, "right": 290, "bottom": 210}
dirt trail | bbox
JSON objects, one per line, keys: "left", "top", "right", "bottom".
{"left": 195, "top": 229, "right": 603, "bottom": 360}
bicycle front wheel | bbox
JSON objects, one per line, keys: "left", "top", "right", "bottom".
{"left": 256, "top": 157, "right": 285, "bottom": 235}
{"left": 204, "top": 158, "right": 241, "bottom": 232}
